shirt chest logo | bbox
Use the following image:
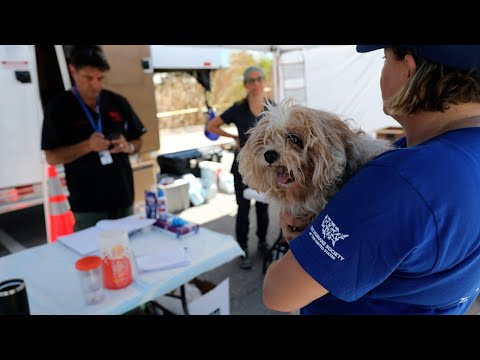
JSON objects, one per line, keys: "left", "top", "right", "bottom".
{"left": 109, "top": 111, "right": 122, "bottom": 122}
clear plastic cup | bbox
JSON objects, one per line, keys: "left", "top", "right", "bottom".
{"left": 75, "top": 256, "right": 104, "bottom": 305}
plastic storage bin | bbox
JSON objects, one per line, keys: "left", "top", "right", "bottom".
{"left": 158, "top": 179, "right": 190, "bottom": 213}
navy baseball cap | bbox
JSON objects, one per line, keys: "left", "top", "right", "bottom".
{"left": 356, "top": 45, "right": 480, "bottom": 72}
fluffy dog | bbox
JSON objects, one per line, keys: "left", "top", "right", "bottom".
{"left": 237, "top": 99, "right": 393, "bottom": 222}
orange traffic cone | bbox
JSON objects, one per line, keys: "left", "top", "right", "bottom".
{"left": 46, "top": 165, "right": 75, "bottom": 242}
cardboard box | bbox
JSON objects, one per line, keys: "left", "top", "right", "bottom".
{"left": 132, "top": 160, "right": 157, "bottom": 204}
{"left": 102, "top": 45, "right": 160, "bottom": 153}
{"left": 153, "top": 277, "right": 230, "bottom": 315}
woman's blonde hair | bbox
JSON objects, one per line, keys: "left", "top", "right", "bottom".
{"left": 385, "top": 47, "right": 480, "bottom": 116}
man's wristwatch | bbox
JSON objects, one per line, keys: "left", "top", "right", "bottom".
{"left": 128, "top": 143, "right": 135, "bottom": 154}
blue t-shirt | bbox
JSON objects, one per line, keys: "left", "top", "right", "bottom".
{"left": 290, "top": 128, "right": 480, "bottom": 315}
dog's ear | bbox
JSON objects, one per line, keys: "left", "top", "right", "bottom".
{"left": 306, "top": 109, "right": 353, "bottom": 188}
{"left": 237, "top": 117, "right": 266, "bottom": 182}
{"left": 237, "top": 145, "right": 247, "bottom": 177}
{"left": 237, "top": 117, "right": 271, "bottom": 191}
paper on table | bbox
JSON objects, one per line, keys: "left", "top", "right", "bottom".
{"left": 57, "top": 226, "right": 100, "bottom": 256}
{"left": 136, "top": 245, "right": 192, "bottom": 272}
{"left": 58, "top": 216, "right": 156, "bottom": 256}
{"left": 96, "top": 216, "right": 156, "bottom": 234}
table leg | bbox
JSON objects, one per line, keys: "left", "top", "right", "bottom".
{"left": 147, "top": 284, "right": 190, "bottom": 315}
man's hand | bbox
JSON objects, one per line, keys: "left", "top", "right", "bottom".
{"left": 109, "top": 134, "right": 131, "bottom": 154}
{"left": 280, "top": 209, "right": 310, "bottom": 242}
{"left": 88, "top": 132, "right": 110, "bottom": 152}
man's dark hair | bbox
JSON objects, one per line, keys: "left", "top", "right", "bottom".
{"left": 69, "top": 45, "right": 110, "bottom": 71}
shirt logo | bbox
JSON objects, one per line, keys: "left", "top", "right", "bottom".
{"left": 460, "top": 287, "right": 480, "bottom": 305}
{"left": 109, "top": 111, "right": 122, "bottom": 122}
{"left": 321, "top": 214, "right": 349, "bottom": 247}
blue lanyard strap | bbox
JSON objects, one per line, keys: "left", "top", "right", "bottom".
{"left": 73, "top": 85, "right": 102, "bottom": 133}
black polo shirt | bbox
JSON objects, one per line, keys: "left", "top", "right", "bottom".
{"left": 220, "top": 98, "right": 274, "bottom": 174}
{"left": 220, "top": 98, "right": 274, "bottom": 148}
{"left": 41, "top": 89, "right": 147, "bottom": 212}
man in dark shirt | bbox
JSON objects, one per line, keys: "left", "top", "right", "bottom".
{"left": 41, "top": 45, "right": 147, "bottom": 231}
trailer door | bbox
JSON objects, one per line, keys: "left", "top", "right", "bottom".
{"left": 0, "top": 45, "right": 43, "bottom": 189}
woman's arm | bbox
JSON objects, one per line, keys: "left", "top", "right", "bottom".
{"left": 206, "top": 116, "right": 238, "bottom": 142}
{"left": 263, "top": 251, "right": 329, "bottom": 312}
{"left": 263, "top": 208, "right": 329, "bottom": 312}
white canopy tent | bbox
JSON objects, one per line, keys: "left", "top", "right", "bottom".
{"left": 190, "top": 45, "right": 397, "bottom": 137}
{"left": 284, "top": 45, "right": 397, "bottom": 137}
{"left": 205, "top": 45, "right": 317, "bottom": 52}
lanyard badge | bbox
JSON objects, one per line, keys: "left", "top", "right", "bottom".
{"left": 99, "top": 150, "right": 113, "bottom": 165}
{"left": 73, "top": 86, "right": 112, "bottom": 165}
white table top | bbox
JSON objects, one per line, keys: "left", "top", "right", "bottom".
{"left": 0, "top": 226, "right": 244, "bottom": 315}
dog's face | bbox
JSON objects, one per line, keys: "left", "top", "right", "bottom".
{"left": 238, "top": 100, "right": 353, "bottom": 206}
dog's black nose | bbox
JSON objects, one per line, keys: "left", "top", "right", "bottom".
{"left": 264, "top": 150, "right": 279, "bottom": 164}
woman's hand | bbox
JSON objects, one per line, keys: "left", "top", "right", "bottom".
{"left": 279, "top": 209, "right": 310, "bottom": 242}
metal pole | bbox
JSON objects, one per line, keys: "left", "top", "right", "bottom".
{"left": 41, "top": 153, "right": 52, "bottom": 243}
{"left": 272, "top": 49, "right": 281, "bottom": 103}
{"left": 54, "top": 45, "right": 71, "bottom": 90}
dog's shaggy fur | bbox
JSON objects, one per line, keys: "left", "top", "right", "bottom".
{"left": 237, "top": 99, "right": 393, "bottom": 222}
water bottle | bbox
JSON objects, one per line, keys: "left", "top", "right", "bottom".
{"left": 157, "top": 187, "right": 168, "bottom": 219}
{"left": 145, "top": 189, "right": 157, "bottom": 219}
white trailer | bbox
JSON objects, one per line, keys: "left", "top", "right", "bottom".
{"left": 0, "top": 45, "right": 50, "bottom": 215}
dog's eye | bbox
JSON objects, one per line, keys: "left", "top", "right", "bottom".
{"left": 288, "top": 134, "right": 303, "bottom": 149}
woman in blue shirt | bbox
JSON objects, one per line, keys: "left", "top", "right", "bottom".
{"left": 263, "top": 45, "right": 480, "bottom": 315}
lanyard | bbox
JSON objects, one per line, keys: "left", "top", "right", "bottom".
{"left": 73, "top": 86, "right": 102, "bottom": 133}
